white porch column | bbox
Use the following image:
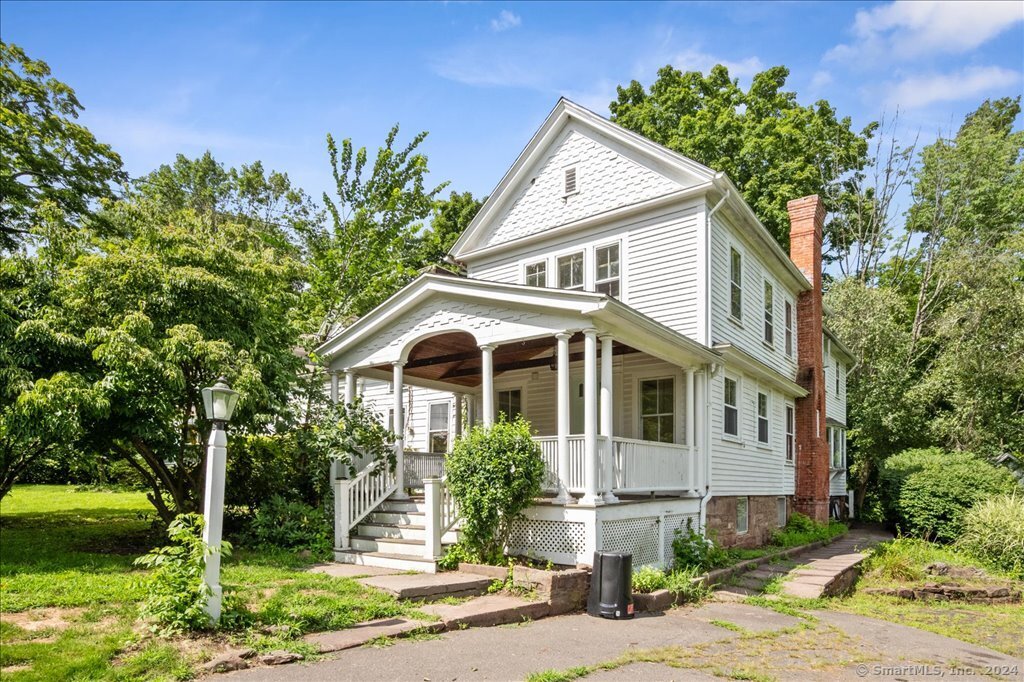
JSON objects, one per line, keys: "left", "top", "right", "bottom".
{"left": 554, "top": 332, "right": 572, "bottom": 504}
{"left": 480, "top": 344, "right": 496, "bottom": 427}
{"left": 580, "top": 329, "right": 602, "bottom": 506}
{"left": 600, "top": 334, "right": 618, "bottom": 504}
{"left": 453, "top": 394, "right": 464, "bottom": 441}
{"left": 686, "top": 368, "right": 696, "bottom": 494}
{"left": 344, "top": 371, "right": 357, "bottom": 406}
{"left": 392, "top": 361, "right": 409, "bottom": 500}
{"left": 696, "top": 370, "right": 707, "bottom": 493}
{"left": 329, "top": 371, "right": 340, "bottom": 404}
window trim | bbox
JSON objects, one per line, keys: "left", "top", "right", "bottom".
{"left": 763, "top": 279, "right": 774, "bottom": 347}
{"left": 427, "top": 400, "right": 451, "bottom": 454}
{"left": 736, "top": 496, "right": 749, "bottom": 535}
{"left": 756, "top": 389, "right": 770, "bottom": 446}
{"left": 524, "top": 259, "right": 548, "bottom": 288}
{"left": 638, "top": 375, "right": 677, "bottom": 444}
{"left": 785, "top": 300, "right": 794, "bottom": 358}
{"left": 556, "top": 250, "right": 586, "bottom": 291}
{"left": 594, "top": 241, "right": 621, "bottom": 299}
{"left": 729, "top": 246, "right": 743, "bottom": 323}
{"left": 785, "top": 404, "right": 795, "bottom": 464}
{"left": 723, "top": 374, "right": 741, "bottom": 441}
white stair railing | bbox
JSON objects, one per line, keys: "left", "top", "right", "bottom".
{"left": 334, "top": 463, "right": 397, "bottom": 549}
{"left": 423, "top": 476, "right": 460, "bottom": 559}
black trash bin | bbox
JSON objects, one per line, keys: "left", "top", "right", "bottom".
{"left": 587, "top": 551, "right": 634, "bottom": 619}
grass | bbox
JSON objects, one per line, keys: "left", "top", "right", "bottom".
{"left": 0, "top": 485, "right": 424, "bottom": 680}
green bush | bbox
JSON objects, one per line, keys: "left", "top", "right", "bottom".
{"left": 631, "top": 566, "right": 667, "bottom": 593}
{"left": 879, "top": 448, "right": 1019, "bottom": 543}
{"left": 245, "top": 496, "right": 333, "bottom": 557}
{"left": 956, "top": 493, "right": 1024, "bottom": 579}
{"left": 672, "top": 519, "right": 731, "bottom": 571}
{"left": 445, "top": 417, "right": 546, "bottom": 563}
{"left": 770, "top": 511, "right": 847, "bottom": 547}
{"left": 664, "top": 566, "right": 709, "bottom": 603}
{"left": 134, "top": 513, "right": 228, "bottom": 635}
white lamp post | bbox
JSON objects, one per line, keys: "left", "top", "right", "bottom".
{"left": 200, "top": 376, "right": 239, "bottom": 624}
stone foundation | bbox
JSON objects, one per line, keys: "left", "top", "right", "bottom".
{"left": 862, "top": 584, "right": 1021, "bottom": 605}
{"left": 459, "top": 563, "right": 590, "bottom": 615}
{"left": 705, "top": 495, "right": 787, "bottom": 548}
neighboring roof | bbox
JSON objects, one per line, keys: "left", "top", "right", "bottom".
{"left": 824, "top": 326, "right": 855, "bottom": 363}
{"left": 314, "top": 273, "right": 720, "bottom": 369}
{"left": 712, "top": 343, "right": 809, "bottom": 399}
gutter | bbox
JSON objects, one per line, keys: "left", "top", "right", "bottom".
{"left": 704, "top": 183, "right": 729, "bottom": 347}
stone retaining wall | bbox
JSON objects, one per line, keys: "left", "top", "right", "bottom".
{"left": 863, "top": 584, "right": 1021, "bottom": 605}
{"left": 459, "top": 563, "right": 591, "bottom": 615}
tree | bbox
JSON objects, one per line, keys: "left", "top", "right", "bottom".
{"left": 610, "top": 64, "right": 874, "bottom": 249}
{"left": 299, "top": 125, "right": 448, "bottom": 338}
{"left": 417, "top": 190, "right": 484, "bottom": 266}
{"left": 0, "top": 42, "right": 125, "bottom": 251}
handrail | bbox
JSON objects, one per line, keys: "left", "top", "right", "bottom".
{"left": 423, "top": 474, "right": 461, "bottom": 560}
{"left": 334, "top": 463, "right": 397, "bottom": 550}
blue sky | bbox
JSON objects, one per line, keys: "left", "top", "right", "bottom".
{"left": 3, "top": 1, "right": 1023, "bottom": 204}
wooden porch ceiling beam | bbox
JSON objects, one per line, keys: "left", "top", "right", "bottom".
{"left": 441, "top": 345, "right": 639, "bottom": 379}
{"left": 404, "top": 337, "right": 556, "bottom": 369}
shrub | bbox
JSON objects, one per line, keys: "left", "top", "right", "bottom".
{"left": 664, "top": 566, "right": 709, "bottom": 603}
{"left": 631, "top": 566, "right": 667, "bottom": 593}
{"left": 245, "top": 496, "right": 333, "bottom": 557}
{"left": 770, "top": 511, "right": 847, "bottom": 547}
{"left": 445, "top": 417, "right": 546, "bottom": 563}
{"left": 437, "top": 542, "right": 475, "bottom": 571}
{"left": 957, "top": 493, "right": 1024, "bottom": 579}
{"left": 879, "top": 448, "right": 1019, "bottom": 542}
{"left": 135, "top": 513, "right": 228, "bottom": 635}
{"left": 672, "top": 519, "right": 731, "bottom": 571}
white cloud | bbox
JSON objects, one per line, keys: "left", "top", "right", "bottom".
{"left": 671, "top": 48, "right": 764, "bottom": 78}
{"left": 490, "top": 10, "right": 521, "bottom": 33}
{"left": 810, "top": 70, "right": 833, "bottom": 89}
{"left": 827, "top": 0, "right": 1023, "bottom": 62}
{"left": 883, "top": 66, "right": 1021, "bottom": 109}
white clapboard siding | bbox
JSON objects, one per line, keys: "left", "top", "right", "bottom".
{"left": 824, "top": 345, "right": 847, "bottom": 428}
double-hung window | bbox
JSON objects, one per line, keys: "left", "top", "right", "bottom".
{"left": 785, "top": 405, "right": 795, "bottom": 462}
{"left": 428, "top": 402, "right": 450, "bottom": 453}
{"left": 785, "top": 301, "right": 794, "bottom": 357}
{"left": 497, "top": 389, "right": 522, "bottom": 421}
{"left": 525, "top": 261, "right": 547, "bottom": 287}
{"left": 595, "top": 243, "right": 620, "bottom": 297}
{"left": 831, "top": 428, "right": 844, "bottom": 468}
{"left": 757, "top": 391, "right": 770, "bottom": 445}
{"left": 730, "top": 248, "right": 742, "bottom": 320}
{"left": 763, "top": 280, "right": 774, "bottom": 346}
{"left": 557, "top": 252, "right": 584, "bottom": 291}
{"left": 640, "top": 378, "right": 675, "bottom": 443}
{"left": 835, "top": 361, "right": 841, "bottom": 395}
{"left": 723, "top": 377, "right": 739, "bottom": 437}
{"left": 737, "top": 497, "right": 749, "bottom": 534}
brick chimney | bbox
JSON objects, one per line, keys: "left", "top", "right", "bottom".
{"left": 787, "top": 195, "right": 830, "bottom": 523}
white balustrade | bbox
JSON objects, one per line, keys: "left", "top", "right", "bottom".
{"left": 404, "top": 452, "right": 446, "bottom": 487}
{"left": 535, "top": 435, "right": 586, "bottom": 493}
{"left": 424, "top": 475, "right": 461, "bottom": 559}
{"left": 334, "top": 463, "right": 396, "bottom": 549}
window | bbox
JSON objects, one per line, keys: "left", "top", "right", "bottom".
{"left": 723, "top": 377, "right": 739, "bottom": 437}
{"left": 785, "top": 301, "right": 794, "bottom": 357}
{"left": 564, "top": 166, "right": 577, "bottom": 195}
{"left": 737, "top": 497, "right": 749, "bottom": 534}
{"left": 831, "top": 427, "right": 844, "bottom": 469}
{"left": 525, "top": 261, "right": 547, "bottom": 287}
{"left": 777, "top": 497, "right": 787, "bottom": 527}
{"left": 557, "top": 252, "right": 584, "bottom": 291}
{"left": 730, "top": 248, "right": 742, "bottom": 320}
{"left": 595, "top": 243, "right": 620, "bottom": 297}
{"left": 835, "top": 361, "right": 841, "bottom": 395}
{"left": 428, "top": 402, "right": 450, "bottom": 453}
{"left": 763, "top": 280, "right": 774, "bottom": 346}
{"left": 785, "top": 405, "right": 795, "bottom": 463}
{"left": 497, "top": 389, "right": 522, "bottom": 421}
{"left": 640, "top": 378, "right": 675, "bottom": 443}
{"left": 757, "top": 391, "right": 769, "bottom": 444}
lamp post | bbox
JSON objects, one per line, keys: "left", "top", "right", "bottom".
{"left": 201, "top": 376, "right": 239, "bottom": 624}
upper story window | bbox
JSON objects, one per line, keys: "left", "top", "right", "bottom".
{"left": 757, "top": 391, "right": 770, "bottom": 444}
{"left": 640, "top": 377, "right": 675, "bottom": 443}
{"left": 835, "top": 360, "right": 842, "bottom": 395}
{"left": 763, "top": 280, "right": 774, "bottom": 346}
{"left": 829, "top": 427, "right": 845, "bottom": 469}
{"left": 785, "top": 405, "right": 795, "bottom": 462}
{"left": 525, "top": 261, "right": 547, "bottom": 287}
{"left": 785, "top": 301, "right": 794, "bottom": 357}
{"left": 428, "top": 402, "right": 450, "bottom": 453}
{"left": 730, "top": 248, "right": 742, "bottom": 321}
{"left": 723, "top": 376, "right": 739, "bottom": 437}
{"left": 557, "top": 252, "right": 584, "bottom": 291}
{"left": 497, "top": 389, "right": 523, "bottom": 421}
{"left": 564, "top": 166, "right": 578, "bottom": 195}
{"left": 595, "top": 243, "right": 620, "bottom": 298}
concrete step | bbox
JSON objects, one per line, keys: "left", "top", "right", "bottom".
{"left": 358, "top": 571, "right": 494, "bottom": 601}
{"left": 334, "top": 548, "right": 439, "bottom": 574}
{"left": 350, "top": 535, "right": 428, "bottom": 556}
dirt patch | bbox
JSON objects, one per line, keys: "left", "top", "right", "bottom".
{"left": 1, "top": 664, "right": 32, "bottom": 674}
{"left": 2, "top": 607, "right": 85, "bottom": 632}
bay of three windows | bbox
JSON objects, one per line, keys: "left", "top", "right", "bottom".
{"left": 524, "top": 243, "right": 620, "bottom": 298}
{"left": 722, "top": 375, "right": 796, "bottom": 463}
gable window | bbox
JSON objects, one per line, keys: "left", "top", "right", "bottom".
{"left": 595, "top": 243, "right": 620, "bottom": 297}
{"left": 763, "top": 280, "right": 774, "bottom": 346}
{"left": 640, "top": 377, "right": 675, "bottom": 443}
{"left": 757, "top": 391, "right": 770, "bottom": 444}
{"left": 557, "top": 252, "right": 584, "bottom": 291}
{"left": 723, "top": 377, "right": 739, "bottom": 437}
{"left": 564, "top": 166, "right": 578, "bottom": 195}
{"left": 428, "top": 402, "right": 450, "bottom": 453}
{"left": 525, "top": 261, "right": 547, "bottom": 288}
{"left": 785, "top": 301, "right": 794, "bottom": 357}
{"left": 737, "top": 497, "right": 749, "bottom": 534}
{"left": 497, "top": 389, "right": 522, "bottom": 421}
{"left": 730, "top": 248, "right": 742, "bottom": 320}
{"left": 785, "top": 405, "right": 795, "bottom": 463}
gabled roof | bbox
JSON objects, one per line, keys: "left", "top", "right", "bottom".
{"left": 450, "top": 97, "right": 717, "bottom": 259}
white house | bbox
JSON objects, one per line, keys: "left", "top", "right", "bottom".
{"left": 316, "top": 98, "right": 853, "bottom": 572}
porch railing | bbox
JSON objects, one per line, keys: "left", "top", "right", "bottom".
{"left": 534, "top": 435, "right": 586, "bottom": 492}
{"left": 405, "top": 452, "right": 446, "bottom": 487}
{"left": 424, "top": 475, "right": 460, "bottom": 559}
{"left": 334, "top": 463, "right": 396, "bottom": 549}
{"left": 535, "top": 435, "right": 693, "bottom": 495}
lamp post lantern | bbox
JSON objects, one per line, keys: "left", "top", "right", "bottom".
{"left": 200, "top": 376, "right": 239, "bottom": 624}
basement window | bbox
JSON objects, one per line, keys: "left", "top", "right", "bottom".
{"left": 564, "top": 166, "right": 578, "bottom": 195}
{"left": 777, "top": 497, "right": 787, "bottom": 527}
{"left": 737, "top": 497, "right": 749, "bottom": 534}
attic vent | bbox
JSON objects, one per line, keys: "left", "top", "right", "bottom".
{"left": 564, "top": 166, "right": 577, "bottom": 195}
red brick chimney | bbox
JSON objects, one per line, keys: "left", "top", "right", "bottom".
{"left": 787, "top": 195, "right": 830, "bottom": 523}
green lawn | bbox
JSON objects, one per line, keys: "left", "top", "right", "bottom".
{"left": 0, "top": 485, "right": 421, "bottom": 681}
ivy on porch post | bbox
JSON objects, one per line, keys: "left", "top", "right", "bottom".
{"left": 391, "top": 361, "right": 409, "bottom": 500}
{"left": 580, "top": 329, "right": 603, "bottom": 506}
{"left": 480, "top": 344, "right": 496, "bottom": 427}
{"left": 600, "top": 334, "right": 618, "bottom": 504}
{"left": 554, "top": 332, "right": 573, "bottom": 504}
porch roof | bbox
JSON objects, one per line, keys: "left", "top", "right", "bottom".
{"left": 315, "top": 273, "right": 719, "bottom": 384}
{"left": 712, "top": 343, "right": 809, "bottom": 398}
